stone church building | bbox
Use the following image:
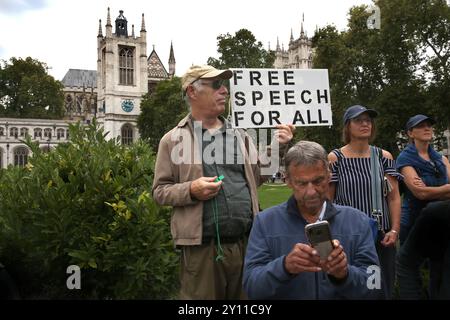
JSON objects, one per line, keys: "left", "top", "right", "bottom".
{"left": 0, "top": 8, "right": 175, "bottom": 168}
{"left": 273, "top": 16, "right": 314, "bottom": 70}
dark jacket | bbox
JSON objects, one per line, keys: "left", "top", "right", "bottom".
{"left": 243, "top": 197, "right": 380, "bottom": 299}
{"left": 396, "top": 143, "right": 448, "bottom": 230}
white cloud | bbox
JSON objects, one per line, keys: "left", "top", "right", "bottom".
{"left": 0, "top": 0, "right": 48, "bottom": 14}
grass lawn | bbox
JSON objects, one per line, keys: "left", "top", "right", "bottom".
{"left": 257, "top": 183, "right": 292, "bottom": 210}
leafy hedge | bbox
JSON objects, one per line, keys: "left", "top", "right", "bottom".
{"left": 0, "top": 121, "right": 178, "bottom": 299}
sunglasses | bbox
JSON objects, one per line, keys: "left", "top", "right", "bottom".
{"left": 198, "top": 79, "right": 227, "bottom": 90}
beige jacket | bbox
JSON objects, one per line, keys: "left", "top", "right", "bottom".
{"left": 152, "top": 114, "right": 268, "bottom": 246}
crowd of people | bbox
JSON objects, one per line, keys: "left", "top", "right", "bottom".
{"left": 2, "top": 64, "right": 446, "bottom": 300}
{"left": 0, "top": 62, "right": 448, "bottom": 300}
{"left": 152, "top": 64, "right": 450, "bottom": 300}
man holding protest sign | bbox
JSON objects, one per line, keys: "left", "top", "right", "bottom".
{"left": 152, "top": 65, "right": 295, "bottom": 299}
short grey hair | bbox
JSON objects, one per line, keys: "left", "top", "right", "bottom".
{"left": 284, "top": 140, "right": 328, "bottom": 176}
{"left": 183, "top": 80, "right": 203, "bottom": 111}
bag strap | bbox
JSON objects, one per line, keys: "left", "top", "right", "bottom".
{"left": 370, "top": 146, "right": 383, "bottom": 226}
{"left": 378, "top": 146, "right": 383, "bottom": 162}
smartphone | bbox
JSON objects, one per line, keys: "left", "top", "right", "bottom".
{"left": 305, "top": 220, "right": 334, "bottom": 260}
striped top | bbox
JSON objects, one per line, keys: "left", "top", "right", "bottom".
{"left": 330, "top": 148, "right": 401, "bottom": 231}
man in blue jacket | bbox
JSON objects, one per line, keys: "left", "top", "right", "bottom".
{"left": 243, "top": 140, "right": 381, "bottom": 299}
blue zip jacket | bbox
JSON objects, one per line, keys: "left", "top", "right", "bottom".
{"left": 243, "top": 196, "right": 381, "bottom": 299}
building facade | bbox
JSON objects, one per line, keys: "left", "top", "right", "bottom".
{"left": 0, "top": 118, "right": 71, "bottom": 169}
{"left": 96, "top": 8, "right": 148, "bottom": 142}
{"left": 0, "top": 8, "right": 175, "bottom": 168}
{"left": 273, "top": 17, "right": 314, "bottom": 70}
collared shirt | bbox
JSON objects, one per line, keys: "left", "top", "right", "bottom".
{"left": 396, "top": 143, "right": 449, "bottom": 234}
{"left": 304, "top": 201, "right": 327, "bottom": 223}
{"left": 318, "top": 201, "right": 327, "bottom": 221}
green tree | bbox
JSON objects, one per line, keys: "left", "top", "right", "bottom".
{"left": 0, "top": 121, "right": 179, "bottom": 299}
{"left": 137, "top": 77, "right": 188, "bottom": 151}
{"left": 299, "top": 25, "right": 354, "bottom": 151}
{"left": 310, "top": 0, "right": 449, "bottom": 155}
{"left": 0, "top": 57, "right": 65, "bottom": 119}
{"left": 404, "top": 0, "right": 450, "bottom": 134}
{"left": 207, "top": 29, "right": 275, "bottom": 143}
{"left": 207, "top": 29, "right": 275, "bottom": 68}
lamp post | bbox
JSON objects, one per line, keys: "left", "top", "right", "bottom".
{"left": 47, "top": 137, "right": 51, "bottom": 151}
{"left": 6, "top": 143, "right": 9, "bottom": 167}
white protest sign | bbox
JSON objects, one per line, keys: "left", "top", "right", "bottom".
{"left": 230, "top": 69, "right": 332, "bottom": 128}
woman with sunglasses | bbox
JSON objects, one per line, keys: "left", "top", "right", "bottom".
{"left": 328, "top": 105, "right": 401, "bottom": 299}
{"left": 396, "top": 114, "right": 450, "bottom": 299}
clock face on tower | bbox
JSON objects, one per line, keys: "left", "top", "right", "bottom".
{"left": 121, "top": 99, "right": 134, "bottom": 112}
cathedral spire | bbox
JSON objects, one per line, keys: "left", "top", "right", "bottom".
{"left": 98, "top": 19, "right": 103, "bottom": 37}
{"left": 132, "top": 24, "right": 135, "bottom": 38}
{"left": 141, "top": 13, "right": 146, "bottom": 32}
{"left": 276, "top": 37, "right": 280, "bottom": 51}
{"left": 169, "top": 41, "right": 175, "bottom": 63}
{"left": 106, "top": 7, "right": 112, "bottom": 37}
{"left": 169, "top": 41, "right": 176, "bottom": 76}
{"left": 106, "top": 7, "right": 111, "bottom": 26}
{"left": 300, "top": 12, "right": 305, "bottom": 38}
{"left": 290, "top": 28, "right": 294, "bottom": 43}
{"left": 300, "top": 13, "right": 305, "bottom": 37}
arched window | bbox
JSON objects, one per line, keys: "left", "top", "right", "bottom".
{"left": 57, "top": 128, "right": 65, "bottom": 140}
{"left": 44, "top": 128, "right": 52, "bottom": 139}
{"left": 65, "top": 94, "right": 73, "bottom": 114}
{"left": 10, "top": 127, "right": 18, "bottom": 138}
{"left": 0, "top": 127, "right": 4, "bottom": 136}
{"left": 14, "top": 146, "right": 29, "bottom": 167}
{"left": 119, "top": 46, "right": 134, "bottom": 85}
{"left": 20, "top": 127, "right": 29, "bottom": 137}
{"left": 0, "top": 147, "right": 3, "bottom": 168}
{"left": 34, "top": 128, "right": 42, "bottom": 139}
{"left": 121, "top": 124, "right": 133, "bottom": 145}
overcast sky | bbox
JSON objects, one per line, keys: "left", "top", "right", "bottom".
{"left": 0, "top": 0, "right": 374, "bottom": 81}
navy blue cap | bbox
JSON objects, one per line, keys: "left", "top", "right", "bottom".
{"left": 343, "top": 105, "right": 378, "bottom": 124}
{"left": 405, "top": 114, "right": 435, "bottom": 131}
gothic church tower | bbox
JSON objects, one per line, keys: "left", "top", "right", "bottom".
{"left": 96, "top": 8, "right": 148, "bottom": 143}
{"left": 274, "top": 14, "right": 313, "bottom": 70}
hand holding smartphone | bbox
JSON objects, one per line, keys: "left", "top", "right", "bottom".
{"left": 305, "top": 220, "right": 334, "bottom": 260}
